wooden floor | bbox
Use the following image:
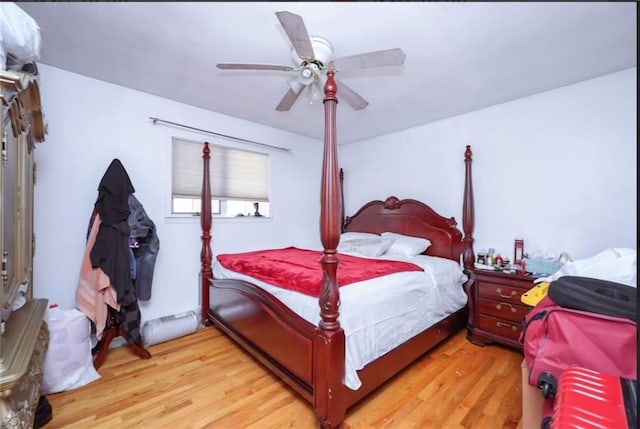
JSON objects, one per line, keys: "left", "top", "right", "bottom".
{"left": 44, "top": 327, "right": 526, "bottom": 429}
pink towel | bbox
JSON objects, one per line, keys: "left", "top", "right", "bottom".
{"left": 76, "top": 213, "right": 119, "bottom": 340}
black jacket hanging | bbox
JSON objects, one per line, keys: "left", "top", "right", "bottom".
{"left": 90, "top": 159, "right": 136, "bottom": 306}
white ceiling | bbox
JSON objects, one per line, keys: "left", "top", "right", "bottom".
{"left": 18, "top": 2, "right": 637, "bottom": 144}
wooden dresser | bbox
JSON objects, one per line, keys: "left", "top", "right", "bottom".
{"left": 467, "top": 269, "right": 536, "bottom": 351}
{"left": 0, "top": 69, "right": 48, "bottom": 429}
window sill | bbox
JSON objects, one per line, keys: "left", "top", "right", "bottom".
{"left": 165, "top": 214, "right": 273, "bottom": 224}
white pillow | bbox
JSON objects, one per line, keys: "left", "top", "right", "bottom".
{"left": 341, "top": 232, "right": 380, "bottom": 242}
{"left": 338, "top": 237, "right": 394, "bottom": 257}
{"left": 382, "top": 232, "right": 432, "bottom": 258}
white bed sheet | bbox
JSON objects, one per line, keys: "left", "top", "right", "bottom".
{"left": 212, "top": 252, "right": 468, "bottom": 390}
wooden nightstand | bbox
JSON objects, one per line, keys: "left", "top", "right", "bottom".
{"left": 466, "top": 269, "right": 536, "bottom": 351}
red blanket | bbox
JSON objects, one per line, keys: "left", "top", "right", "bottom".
{"left": 216, "top": 247, "right": 423, "bottom": 297}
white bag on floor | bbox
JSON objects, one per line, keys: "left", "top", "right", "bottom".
{"left": 41, "top": 307, "right": 100, "bottom": 394}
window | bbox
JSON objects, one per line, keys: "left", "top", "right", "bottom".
{"left": 171, "top": 137, "right": 270, "bottom": 217}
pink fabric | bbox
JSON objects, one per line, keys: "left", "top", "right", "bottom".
{"left": 217, "top": 247, "right": 423, "bottom": 297}
{"left": 76, "top": 213, "right": 120, "bottom": 340}
{"left": 523, "top": 296, "right": 637, "bottom": 387}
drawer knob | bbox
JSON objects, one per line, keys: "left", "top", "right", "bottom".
{"left": 496, "top": 321, "right": 517, "bottom": 332}
{"left": 496, "top": 302, "right": 517, "bottom": 313}
{"left": 496, "top": 287, "right": 516, "bottom": 298}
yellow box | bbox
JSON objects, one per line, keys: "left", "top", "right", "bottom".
{"left": 521, "top": 281, "right": 550, "bottom": 306}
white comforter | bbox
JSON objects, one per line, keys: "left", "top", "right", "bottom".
{"left": 213, "top": 252, "right": 468, "bottom": 390}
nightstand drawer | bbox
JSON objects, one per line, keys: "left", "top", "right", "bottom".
{"left": 477, "top": 297, "right": 530, "bottom": 323}
{"left": 477, "top": 282, "right": 527, "bottom": 303}
{"left": 477, "top": 314, "right": 522, "bottom": 342}
{"left": 479, "top": 274, "right": 534, "bottom": 289}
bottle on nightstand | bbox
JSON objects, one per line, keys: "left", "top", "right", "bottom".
{"left": 487, "top": 248, "right": 495, "bottom": 266}
{"left": 514, "top": 238, "right": 524, "bottom": 265}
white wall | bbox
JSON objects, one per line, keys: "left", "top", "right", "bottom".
{"left": 340, "top": 68, "right": 637, "bottom": 262}
{"left": 32, "top": 64, "right": 637, "bottom": 323}
{"left": 33, "top": 64, "right": 324, "bottom": 323}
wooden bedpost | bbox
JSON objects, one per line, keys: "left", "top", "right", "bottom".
{"left": 462, "top": 145, "right": 475, "bottom": 271}
{"left": 315, "top": 70, "right": 346, "bottom": 429}
{"left": 339, "top": 168, "right": 345, "bottom": 232}
{"left": 200, "top": 142, "right": 213, "bottom": 326}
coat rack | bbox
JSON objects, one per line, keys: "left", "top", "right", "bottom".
{"left": 92, "top": 306, "right": 151, "bottom": 369}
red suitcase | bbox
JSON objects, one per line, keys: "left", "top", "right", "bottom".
{"left": 521, "top": 295, "right": 637, "bottom": 398}
{"left": 549, "top": 366, "right": 637, "bottom": 429}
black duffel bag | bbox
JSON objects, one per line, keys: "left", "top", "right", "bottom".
{"left": 548, "top": 275, "right": 637, "bottom": 321}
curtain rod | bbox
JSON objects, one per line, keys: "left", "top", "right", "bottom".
{"left": 149, "top": 116, "right": 291, "bottom": 153}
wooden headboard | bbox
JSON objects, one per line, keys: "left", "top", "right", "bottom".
{"left": 343, "top": 196, "right": 465, "bottom": 263}
{"left": 339, "top": 145, "right": 475, "bottom": 269}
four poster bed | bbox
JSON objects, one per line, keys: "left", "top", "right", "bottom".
{"left": 199, "top": 71, "right": 476, "bottom": 428}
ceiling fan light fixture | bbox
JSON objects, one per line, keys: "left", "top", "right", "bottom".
{"left": 298, "top": 64, "right": 317, "bottom": 86}
{"left": 308, "top": 81, "right": 322, "bottom": 104}
{"left": 287, "top": 76, "right": 303, "bottom": 93}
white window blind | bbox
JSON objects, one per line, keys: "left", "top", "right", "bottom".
{"left": 172, "top": 138, "right": 269, "bottom": 202}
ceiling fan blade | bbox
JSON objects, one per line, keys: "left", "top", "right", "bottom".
{"left": 332, "top": 48, "right": 406, "bottom": 71}
{"left": 276, "top": 87, "right": 305, "bottom": 112}
{"left": 335, "top": 78, "right": 369, "bottom": 111}
{"left": 217, "top": 63, "right": 294, "bottom": 72}
{"left": 275, "top": 11, "right": 315, "bottom": 59}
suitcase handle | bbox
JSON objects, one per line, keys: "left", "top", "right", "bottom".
{"left": 496, "top": 321, "right": 517, "bottom": 331}
{"left": 496, "top": 302, "right": 517, "bottom": 313}
{"left": 496, "top": 287, "right": 517, "bottom": 298}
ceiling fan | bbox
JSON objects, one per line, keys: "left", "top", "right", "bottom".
{"left": 216, "top": 11, "right": 406, "bottom": 112}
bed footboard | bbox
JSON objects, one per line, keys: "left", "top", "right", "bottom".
{"left": 209, "top": 279, "right": 317, "bottom": 402}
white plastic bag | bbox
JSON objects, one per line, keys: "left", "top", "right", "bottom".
{"left": 0, "top": 3, "right": 41, "bottom": 70}
{"left": 41, "top": 307, "right": 100, "bottom": 394}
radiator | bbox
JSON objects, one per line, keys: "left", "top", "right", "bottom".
{"left": 142, "top": 311, "right": 200, "bottom": 346}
